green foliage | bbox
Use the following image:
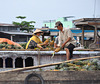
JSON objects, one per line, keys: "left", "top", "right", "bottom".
{"left": 55, "top": 64, "right": 60, "bottom": 69}
{"left": 13, "top": 16, "right": 36, "bottom": 32}
{"left": 16, "top": 16, "right": 26, "bottom": 19}
{"left": 0, "top": 42, "right": 22, "bottom": 49}
{"left": 44, "top": 38, "right": 47, "bottom": 42}
{"left": 59, "top": 63, "right": 68, "bottom": 68}
{"left": 54, "top": 59, "right": 100, "bottom": 71}
{"left": 0, "top": 44, "right": 5, "bottom": 48}
{"left": 75, "top": 61, "right": 83, "bottom": 65}
{"left": 20, "top": 43, "right": 27, "bottom": 49}
{"left": 88, "top": 65, "right": 97, "bottom": 71}
{"left": 97, "top": 65, "right": 100, "bottom": 70}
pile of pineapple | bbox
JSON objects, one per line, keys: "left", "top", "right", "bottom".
{"left": 0, "top": 42, "right": 22, "bottom": 49}
{"left": 44, "top": 40, "right": 55, "bottom": 50}
{"left": 44, "top": 38, "right": 54, "bottom": 50}
{"left": 53, "top": 59, "right": 100, "bottom": 71}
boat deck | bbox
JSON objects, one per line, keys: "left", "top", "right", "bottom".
{"left": 0, "top": 49, "right": 100, "bottom": 70}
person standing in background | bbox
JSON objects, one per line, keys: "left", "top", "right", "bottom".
{"left": 54, "top": 33, "right": 59, "bottom": 48}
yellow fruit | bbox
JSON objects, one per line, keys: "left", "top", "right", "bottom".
{"left": 54, "top": 47, "right": 61, "bottom": 52}
{"left": 45, "top": 47, "right": 50, "bottom": 50}
{"left": 75, "top": 65, "right": 81, "bottom": 67}
{"left": 51, "top": 47, "right": 61, "bottom": 58}
{"left": 34, "top": 48, "right": 39, "bottom": 50}
{"left": 38, "top": 44, "right": 42, "bottom": 46}
{"left": 67, "top": 63, "right": 75, "bottom": 66}
{"left": 73, "top": 61, "right": 79, "bottom": 63}
{"left": 87, "top": 63, "right": 91, "bottom": 66}
{"left": 50, "top": 40, "right": 54, "bottom": 45}
{"left": 2, "top": 47, "right": 6, "bottom": 49}
{"left": 45, "top": 47, "right": 49, "bottom": 49}
{"left": 80, "top": 69, "right": 87, "bottom": 71}
{"left": 44, "top": 39, "right": 49, "bottom": 44}
{"left": 52, "top": 69, "right": 59, "bottom": 71}
{"left": 49, "top": 47, "right": 54, "bottom": 50}
{"left": 8, "top": 46, "right": 12, "bottom": 49}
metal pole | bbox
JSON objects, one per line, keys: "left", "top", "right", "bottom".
{"left": 81, "top": 26, "right": 84, "bottom": 46}
{"left": 11, "top": 35, "right": 13, "bottom": 41}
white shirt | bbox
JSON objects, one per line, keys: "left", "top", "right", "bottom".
{"left": 58, "top": 28, "right": 76, "bottom": 47}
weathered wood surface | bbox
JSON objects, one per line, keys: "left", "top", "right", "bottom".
{"left": 1, "top": 48, "right": 100, "bottom": 51}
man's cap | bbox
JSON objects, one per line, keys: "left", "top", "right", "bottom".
{"left": 55, "top": 21, "right": 62, "bottom": 27}
{"left": 33, "top": 29, "right": 43, "bottom": 35}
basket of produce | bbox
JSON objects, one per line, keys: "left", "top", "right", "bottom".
{"left": 0, "top": 38, "right": 23, "bottom": 49}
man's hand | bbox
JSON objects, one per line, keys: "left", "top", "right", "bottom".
{"left": 61, "top": 37, "right": 71, "bottom": 48}
{"left": 61, "top": 43, "right": 65, "bottom": 48}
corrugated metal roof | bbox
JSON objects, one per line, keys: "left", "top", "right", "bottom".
{"left": 74, "top": 18, "right": 100, "bottom": 22}
{"left": 0, "top": 31, "right": 32, "bottom": 35}
{"left": 0, "top": 23, "right": 15, "bottom": 26}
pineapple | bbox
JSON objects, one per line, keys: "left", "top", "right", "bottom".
{"left": 50, "top": 40, "right": 54, "bottom": 46}
{"left": 44, "top": 38, "right": 50, "bottom": 44}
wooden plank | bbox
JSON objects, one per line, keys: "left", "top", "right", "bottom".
{"left": 1, "top": 48, "right": 100, "bottom": 51}
{"left": 88, "top": 22, "right": 100, "bottom": 25}
{"left": 0, "top": 56, "right": 100, "bottom": 73}
{"left": 74, "top": 48, "right": 100, "bottom": 51}
{"left": 0, "top": 49, "right": 54, "bottom": 51}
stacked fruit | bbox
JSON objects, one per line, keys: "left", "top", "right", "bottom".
{"left": 54, "top": 59, "right": 100, "bottom": 71}
{"left": 42, "top": 39, "right": 55, "bottom": 50}
{"left": 0, "top": 42, "right": 22, "bottom": 49}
